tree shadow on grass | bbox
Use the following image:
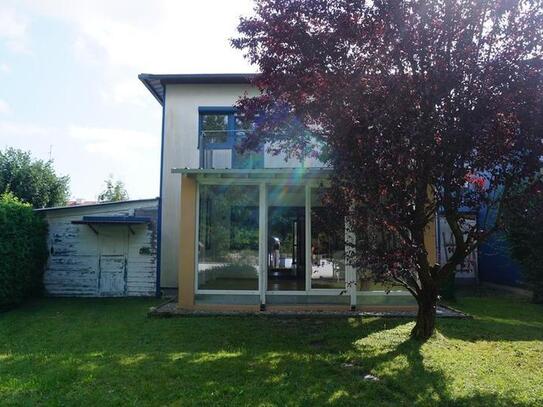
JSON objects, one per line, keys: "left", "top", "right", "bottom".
{"left": 438, "top": 296, "right": 543, "bottom": 342}
{"left": 350, "top": 332, "right": 536, "bottom": 407}
{"left": 0, "top": 298, "right": 541, "bottom": 406}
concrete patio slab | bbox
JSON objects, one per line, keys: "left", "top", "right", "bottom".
{"left": 148, "top": 299, "right": 470, "bottom": 319}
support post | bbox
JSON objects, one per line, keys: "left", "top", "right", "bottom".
{"left": 305, "top": 185, "right": 312, "bottom": 292}
{"left": 178, "top": 175, "right": 197, "bottom": 308}
{"left": 259, "top": 182, "right": 267, "bottom": 309}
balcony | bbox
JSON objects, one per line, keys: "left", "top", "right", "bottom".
{"left": 198, "top": 109, "right": 325, "bottom": 170}
{"left": 199, "top": 129, "right": 264, "bottom": 169}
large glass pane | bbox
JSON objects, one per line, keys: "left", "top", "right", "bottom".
{"left": 311, "top": 189, "right": 346, "bottom": 289}
{"left": 202, "top": 114, "right": 229, "bottom": 144}
{"left": 355, "top": 229, "right": 407, "bottom": 291}
{"left": 233, "top": 115, "right": 263, "bottom": 169}
{"left": 356, "top": 276, "right": 408, "bottom": 291}
{"left": 197, "top": 184, "right": 259, "bottom": 290}
{"left": 267, "top": 185, "right": 306, "bottom": 291}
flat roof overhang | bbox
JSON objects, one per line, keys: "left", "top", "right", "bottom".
{"left": 139, "top": 73, "right": 259, "bottom": 105}
{"left": 171, "top": 167, "right": 333, "bottom": 182}
{"left": 72, "top": 216, "right": 152, "bottom": 235}
{"left": 36, "top": 198, "right": 158, "bottom": 212}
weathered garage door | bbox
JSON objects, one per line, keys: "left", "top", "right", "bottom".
{"left": 99, "top": 255, "right": 126, "bottom": 296}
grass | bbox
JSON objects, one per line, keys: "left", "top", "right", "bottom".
{"left": 0, "top": 294, "right": 542, "bottom": 406}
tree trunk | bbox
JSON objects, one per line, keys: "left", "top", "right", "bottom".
{"left": 411, "top": 288, "right": 438, "bottom": 341}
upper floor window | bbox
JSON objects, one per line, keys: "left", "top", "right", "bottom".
{"left": 201, "top": 114, "right": 229, "bottom": 145}
{"left": 199, "top": 108, "right": 263, "bottom": 169}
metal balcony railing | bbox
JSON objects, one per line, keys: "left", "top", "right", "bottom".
{"left": 199, "top": 129, "right": 263, "bottom": 169}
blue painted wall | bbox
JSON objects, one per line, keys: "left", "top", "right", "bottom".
{"left": 478, "top": 233, "right": 524, "bottom": 287}
{"left": 477, "top": 207, "right": 525, "bottom": 287}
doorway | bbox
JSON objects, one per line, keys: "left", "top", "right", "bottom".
{"left": 98, "top": 226, "right": 128, "bottom": 296}
{"left": 266, "top": 185, "right": 306, "bottom": 291}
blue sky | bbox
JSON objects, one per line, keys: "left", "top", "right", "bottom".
{"left": 0, "top": 0, "right": 255, "bottom": 200}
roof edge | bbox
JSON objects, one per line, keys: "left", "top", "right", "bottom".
{"left": 138, "top": 73, "right": 260, "bottom": 105}
{"left": 171, "top": 168, "right": 333, "bottom": 179}
{"left": 35, "top": 198, "right": 159, "bottom": 212}
{"left": 139, "top": 73, "right": 258, "bottom": 83}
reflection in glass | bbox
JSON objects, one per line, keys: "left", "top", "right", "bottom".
{"left": 267, "top": 185, "right": 306, "bottom": 291}
{"left": 198, "top": 185, "right": 259, "bottom": 290}
{"left": 311, "top": 189, "right": 345, "bottom": 289}
{"left": 355, "top": 229, "right": 407, "bottom": 291}
{"left": 202, "top": 114, "right": 229, "bottom": 144}
{"left": 233, "top": 115, "right": 263, "bottom": 169}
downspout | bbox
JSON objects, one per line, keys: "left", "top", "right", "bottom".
{"left": 155, "top": 83, "right": 166, "bottom": 297}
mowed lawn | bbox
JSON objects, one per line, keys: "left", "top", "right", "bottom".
{"left": 1, "top": 295, "right": 542, "bottom": 406}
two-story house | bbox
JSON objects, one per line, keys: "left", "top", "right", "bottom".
{"left": 139, "top": 73, "right": 436, "bottom": 311}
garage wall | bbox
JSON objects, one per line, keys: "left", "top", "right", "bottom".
{"left": 41, "top": 200, "right": 158, "bottom": 297}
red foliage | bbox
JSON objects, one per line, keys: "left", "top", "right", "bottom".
{"left": 233, "top": 0, "right": 543, "bottom": 338}
{"left": 464, "top": 173, "right": 486, "bottom": 190}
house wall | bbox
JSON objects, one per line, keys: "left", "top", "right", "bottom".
{"left": 42, "top": 200, "right": 158, "bottom": 297}
{"left": 174, "top": 175, "right": 438, "bottom": 310}
{"left": 161, "top": 83, "right": 326, "bottom": 287}
{"left": 160, "top": 81, "right": 431, "bottom": 293}
{"left": 161, "top": 84, "right": 255, "bottom": 287}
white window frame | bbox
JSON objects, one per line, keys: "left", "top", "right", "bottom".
{"left": 194, "top": 176, "right": 369, "bottom": 305}
{"left": 194, "top": 180, "right": 261, "bottom": 296}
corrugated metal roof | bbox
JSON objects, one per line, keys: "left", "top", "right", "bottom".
{"left": 138, "top": 73, "right": 259, "bottom": 105}
{"left": 35, "top": 198, "right": 159, "bottom": 212}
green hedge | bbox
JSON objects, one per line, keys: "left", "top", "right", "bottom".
{"left": 504, "top": 179, "right": 543, "bottom": 304}
{"left": 0, "top": 193, "right": 48, "bottom": 308}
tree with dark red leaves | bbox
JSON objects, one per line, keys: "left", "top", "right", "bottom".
{"left": 232, "top": 0, "right": 543, "bottom": 340}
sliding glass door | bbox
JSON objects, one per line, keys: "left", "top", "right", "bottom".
{"left": 310, "top": 188, "right": 346, "bottom": 290}
{"left": 197, "top": 184, "right": 260, "bottom": 291}
{"left": 195, "top": 181, "right": 349, "bottom": 302}
{"left": 266, "top": 185, "right": 306, "bottom": 291}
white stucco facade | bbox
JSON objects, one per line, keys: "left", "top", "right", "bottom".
{"left": 141, "top": 75, "right": 325, "bottom": 288}
{"left": 160, "top": 83, "right": 257, "bottom": 287}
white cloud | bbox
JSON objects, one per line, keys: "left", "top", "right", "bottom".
{"left": 0, "top": 6, "right": 30, "bottom": 53}
{"left": 1, "top": 120, "right": 158, "bottom": 160}
{"left": 72, "top": 35, "right": 103, "bottom": 66}
{"left": 0, "top": 120, "right": 160, "bottom": 200}
{"left": 0, "top": 100, "right": 11, "bottom": 114}
{"left": 69, "top": 125, "right": 159, "bottom": 160}
{"left": 2, "top": 1, "right": 254, "bottom": 199}
{"left": 100, "top": 78, "right": 148, "bottom": 106}
{"left": 20, "top": 0, "right": 256, "bottom": 104}
{"left": 0, "top": 120, "right": 54, "bottom": 137}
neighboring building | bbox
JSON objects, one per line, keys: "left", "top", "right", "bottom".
{"left": 139, "top": 73, "right": 437, "bottom": 310}
{"left": 478, "top": 233, "right": 523, "bottom": 287}
{"left": 37, "top": 199, "right": 158, "bottom": 297}
{"left": 477, "top": 207, "right": 524, "bottom": 288}
{"left": 437, "top": 214, "right": 479, "bottom": 285}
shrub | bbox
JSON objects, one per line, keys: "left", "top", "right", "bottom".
{"left": 504, "top": 178, "right": 543, "bottom": 303}
{"left": 0, "top": 192, "right": 48, "bottom": 308}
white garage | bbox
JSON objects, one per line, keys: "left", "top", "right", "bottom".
{"left": 37, "top": 199, "right": 159, "bottom": 297}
